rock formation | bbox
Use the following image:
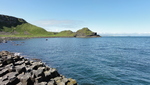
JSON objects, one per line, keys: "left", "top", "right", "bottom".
{"left": 0, "top": 14, "right": 26, "bottom": 29}
{"left": 0, "top": 51, "right": 77, "bottom": 85}
{"left": 75, "top": 28, "right": 100, "bottom": 37}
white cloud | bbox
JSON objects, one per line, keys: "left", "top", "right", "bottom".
{"left": 32, "top": 19, "right": 83, "bottom": 29}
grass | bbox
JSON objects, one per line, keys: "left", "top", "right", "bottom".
{"left": 0, "top": 23, "right": 96, "bottom": 38}
{"left": 0, "top": 15, "right": 97, "bottom": 38}
{"left": 54, "top": 30, "right": 76, "bottom": 37}
{"left": 2, "top": 23, "right": 50, "bottom": 35}
{"left": 76, "top": 27, "right": 94, "bottom": 36}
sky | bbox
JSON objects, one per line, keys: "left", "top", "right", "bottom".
{"left": 0, "top": 0, "right": 150, "bottom": 35}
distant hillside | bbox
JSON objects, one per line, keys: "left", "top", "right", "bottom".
{"left": 0, "top": 14, "right": 50, "bottom": 36}
{"left": 55, "top": 30, "right": 76, "bottom": 37}
{"left": 0, "top": 14, "right": 100, "bottom": 38}
{"left": 54, "top": 28, "right": 100, "bottom": 37}
{"left": 75, "top": 28, "right": 100, "bottom": 37}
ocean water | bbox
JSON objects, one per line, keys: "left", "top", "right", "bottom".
{"left": 0, "top": 37, "right": 150, "bottom": 85}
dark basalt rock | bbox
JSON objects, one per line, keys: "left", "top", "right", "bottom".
{"left": 0, "top": 51, "right": 78, "bottom": 85}
{"left": 0, "top": 14, "right": 27, "bottom": 29}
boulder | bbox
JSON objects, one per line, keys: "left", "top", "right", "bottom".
{"left": 15, "top": 64, "right": 26, "bottom": 74}
{"left": 0, "top": 51, "right": 78, "bottom": 85}
{"left": 20, "top": 73, "right": 34, "bottom": 85}
{"left": 32, "top": 68, "right": 45, "bottom": 78}
{"left": 47, "top": 80, "right": 56, "bottom": 85}
{"left": 67, "top": 78, "right": 77, "bottom": 85}
{"left": 31, "top": 62, "right": 44, "bottom": 70}
{"left": 0, "top": 68, "right": 9, "bottom": 77}
{"left": 0, "top": 51, "right": 9, "bottom": 56}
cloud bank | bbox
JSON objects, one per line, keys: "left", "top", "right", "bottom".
{"left": 33, "top": 19, "right": 83, "bottom": 29}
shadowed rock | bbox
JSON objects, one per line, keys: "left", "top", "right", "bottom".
{"left": 0, "top": 51, "right": 78, "bottom": 85}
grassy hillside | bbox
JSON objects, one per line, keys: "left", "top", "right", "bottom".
{"left": 0, "top": 14, "right": 53, "bottom": 37}
{"left": 76, "top": 27, "right": 93, "bottom": 36}
{"left": 54, "top": 30, "right": 75, "bottom": 37}
{"left": 0, "top": 14, "right": 100, "bottom": 38}
{"left": 2, "top": 23, "right": 49, "bottom": 34}
{"left": 0, "top": 14, "right": 26, "bottom": 31}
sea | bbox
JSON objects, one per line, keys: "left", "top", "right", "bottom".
{"left": 0, "top": 36, "right": 150, "bottom": 85}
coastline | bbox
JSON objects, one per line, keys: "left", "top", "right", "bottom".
{"left": 0, "top": 51, "right": 78, "bottom": 85}
{"left": 0, "top": 35, "right": 101, "bottom": 42}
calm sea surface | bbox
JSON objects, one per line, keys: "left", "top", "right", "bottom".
{"left": 0, "top": 37, "right": 150, "bottom": 85}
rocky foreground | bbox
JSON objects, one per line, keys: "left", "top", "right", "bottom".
{"left": 0, "top": 51, "right": 77, "bottom": 85}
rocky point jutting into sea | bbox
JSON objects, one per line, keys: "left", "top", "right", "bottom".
{"left": 0, "top": 51, "right": 77, "bottom": 85}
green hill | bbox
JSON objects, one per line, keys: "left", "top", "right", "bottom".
{"left": 0, "top": 14, "right": 51, "bottom": 37}
{"left": 75, "top": 27, "right": 100, "bottom": 37}
{"left": 54, "top": 30, "right": 76, "bottom": 37}
{"left": 0, "top": 14, "right": 100, "bottom": 38}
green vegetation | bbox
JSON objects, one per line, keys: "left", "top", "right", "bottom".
{"left": 0, "top": 14, "right": 100, "bottom": 38}
{"left": 54, "top": 30, "right": 75, "bottom": 37}
{"left": 75, "top": 27, "right": 99, "bottom": 37}
{"left": 76, "top": 27, "right": 93, "bottom": 36}
{"left": 3, "top": 23, "right": 49, "bottom": 35}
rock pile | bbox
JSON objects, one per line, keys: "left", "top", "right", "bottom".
{"left": 0, "top": 51, "right": 77, "bottom": 85}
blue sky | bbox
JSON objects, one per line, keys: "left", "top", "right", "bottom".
{"left": 1, "top": 0, "right": 150, "bottom": 35}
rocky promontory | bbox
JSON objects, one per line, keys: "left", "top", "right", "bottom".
{"left": 75, "top": 28, "right": 100, "bottom": 38}
{"left": 0, "top": 51, "right": 77, "bottom": 85}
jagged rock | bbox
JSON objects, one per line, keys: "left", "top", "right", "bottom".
{"left": 8, "top": 65, "right": 16, "bottom": 72}
{"left": 0, "top": 51, "right": 78, "bottom": 85}
{"left": 62, "top": 78, "right": 69, "bottom": 84}
{"left": 57, "top": 82, "right": 65, "bottom": 85}
{"left": 1, "top": 79, "right": 9, "bottom": 85}
{"left": 20, "top": 73, "right": 34, "bottom": 85}
{"left": 32, "top": 67, "right": 45, "bottom": 78}
{"left": 16, "top": 82, "right": 22, "bottom": 85}
{"left": 35, "top": 76, "right": 43, "bottom": 83}
{"left": 67, "top": 78, "right": 77, "bottom": 85}
{"left": 2, "top": 72, "right": 18, "bottom": 81}
{"left": 31, "top": 62, "right": 44, "bottom": 70}
{"left": 44, "top": 70, "right": 52, "bottom": 81}
{"left": 0, "top": 68, "right": 9, "bottom": 77}
{"left": 17, "top": 73, "right": 24, "bottom": 79}
{"left": 8, "top": 77, "right": 20, "bottom": 85}
{"left": 6, "top": 55, "right": 14, "bottom": 64}
{"left": 25, "top": 60, "right": 31, "bottom": 65}
{"left": 36, "top": 82, "right": 47, "bottom": 85}
{"left": 0, "top": 51, "right": 9, "bottom": 56}
{"left": 15, "top": 60, "right": 25, "bottom": 65}
{"left": 47, "top": 80, "right": 56, "bottom": 85}
{"left": 50, "top": 68, "right": 60, "bottom": 78}
{"left": 15, "top": 64, "right": 26, "bottom": 74}
{"left": 13, "top": 55, "right": 24, "bottom": 62}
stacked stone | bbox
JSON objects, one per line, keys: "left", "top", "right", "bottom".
{"left": 0, "top": 51, "right": 77, "bottom": 85}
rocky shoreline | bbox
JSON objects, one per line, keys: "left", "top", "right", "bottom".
{"left": 0, "top": 51, "right": 77, "bottom": 85}
{"left": 0, "top": 37, "right": 30, "bottom": 43}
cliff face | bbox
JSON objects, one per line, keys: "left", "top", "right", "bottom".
{"left": 0, "top": 15, "right": 27, "bottom": 30}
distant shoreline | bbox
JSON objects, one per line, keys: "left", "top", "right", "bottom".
{"left": 0, "top": 36, "right": 101, "bottom": 43}
{"left": 0, "top": 35, "right": 100, "bottom": 40}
